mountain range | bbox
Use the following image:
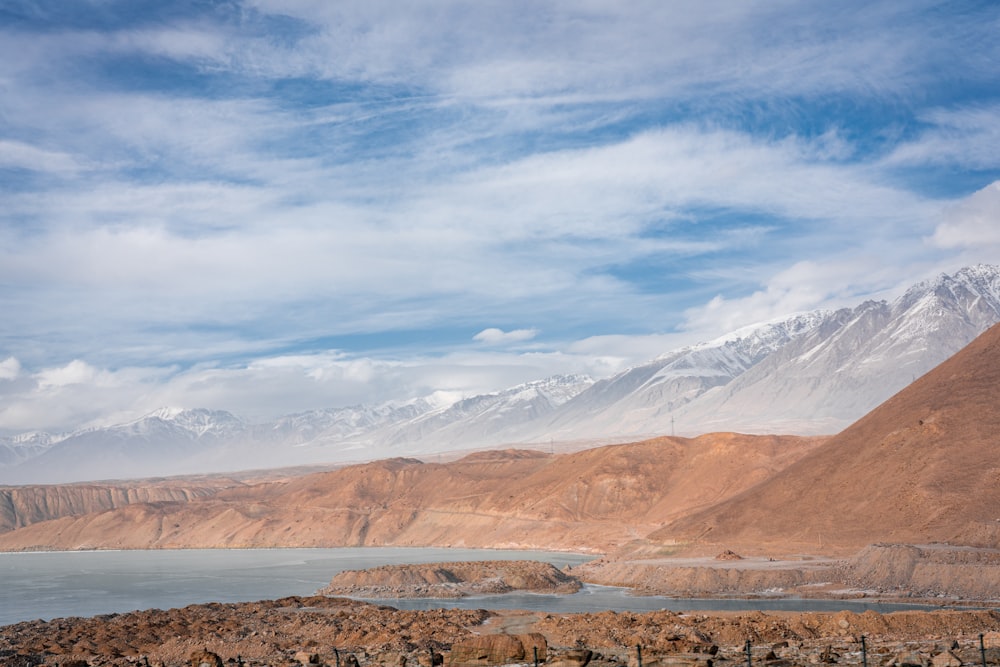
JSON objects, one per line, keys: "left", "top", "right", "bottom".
{"left": 2, "top": 264, "right": 999, "bottom": 485}
{"left": 2, "top": 316, "right": 998, "bottom": 558}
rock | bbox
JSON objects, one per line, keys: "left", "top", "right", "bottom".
{"left": 715, "top": 551, "right": 743, "bottom": 561}
{"left": 448, "top": 634, "right": 545, "bottom": 667}
{"left": 810, "top": 647, "right": 839, "bottom": 664}
{"left": 959, "top": 647, "right": 1000, "bottom": 665}
{"left": 630, "top": 652, "right": 713, "bottom": 667}
{"left": 892, "top": 652, "right": 928, "bottom": 667}
{"left": 519, "top": 634, "right": 548, "bottom": 663}
{"left": 295, "top": 653, "right": 321, "bottom": 666}
{"left": 985, "top": 634, "right": 1000, "bottom": 650}
{"left": 416, "top": 651, "right": 444, "bottom": 667}
{"left": 189, "top": 651, "right": 223, "bottom": 667}
{"left": 546, "top": 649, "right": 593, "bottom": 667}
{"left": 375, "top": 652, "right": 408, "bottom": 667}
{"left": 931, "top": 652, "right": 961, "bottom": 667}
{"left": 344, "top": 656, "right": 360, "bottom": 667}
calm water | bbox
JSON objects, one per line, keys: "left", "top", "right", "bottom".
{"left": 0, "top": 548, "right": 951, "bottom": 627}
{"left": 0, "top": 547, "right": 590, "bottom": 626}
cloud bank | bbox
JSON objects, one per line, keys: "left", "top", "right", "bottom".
{"left": 0, "top": 0, "right": 997, "bottom": 434}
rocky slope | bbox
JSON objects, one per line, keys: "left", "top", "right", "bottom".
{"left": 319, "top": 560, "right": 581, "bottom": 598}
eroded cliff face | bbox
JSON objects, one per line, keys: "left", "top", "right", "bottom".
{"left": 0, "top": 480, "right": 237, "bottom": 533}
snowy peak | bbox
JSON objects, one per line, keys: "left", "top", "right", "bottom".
{"left": 535, "top": 264, "right": 1000, "bottom": 440}
{"left": 368, "top": 374, "right": 596, "bottom": 448}
{"left": 602, "top": 310, "right": 832, "bottom": 402}
{"left": 266, "top": 400, "right": 439, "bottom": 444}
{"left": 486, "top": 374, "right": 595, "bottom": 406}
{"left": 119, "top": 408, "right": 247, "bottom": 440}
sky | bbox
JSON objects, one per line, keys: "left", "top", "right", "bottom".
{"left": 1, "top": 0, "right": 999, "bottom": 435}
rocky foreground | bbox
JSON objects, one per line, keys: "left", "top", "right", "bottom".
{"left": 4, "top": 595, "right": 1000, "bottom": 667}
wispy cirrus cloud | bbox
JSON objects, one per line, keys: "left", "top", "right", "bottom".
{"left": 0, "top": 0, "right": 997, "bottom": 434}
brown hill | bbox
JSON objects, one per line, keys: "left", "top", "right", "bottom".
{"left": 0, "top": 433, "right": 823, "bottom": 552}
{"left": 649, "top": 321, "right": 1000, "bottom": 555}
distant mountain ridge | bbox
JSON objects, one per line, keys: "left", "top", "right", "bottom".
{"left": 526, "top": 263, "right": 1000, "bottom": 440}
{"left": 1, "top": 264, "right": 998, "bottom": 484}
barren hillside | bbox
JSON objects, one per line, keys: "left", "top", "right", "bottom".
{"left": 649, "top": 321, "right": 1000, "bottom": 554}
{"left": 0, "top": 433, "right": 823, "bottom": 552}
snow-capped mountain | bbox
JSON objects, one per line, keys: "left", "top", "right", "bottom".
{"left": 0, "top": 378, "right": 596, "bottom": 484}
{"left": 516, "top": 311, "right": 835, "bottom": 442}
{"left": 0, "top": 432, "right": 58, "bottom": 467}
{"left": 519, "top": 264, "right": 1000, "bottom": 440}
{"left": 3, "top": 408, "right": 252, "bottom": 484}
{"left": 260, "top": 400, "right": 441, "bottom": 446}
{"left": 368, "top": 374, "right": 595, "bottom": 450}
{"left": 1, "top": 265, "right": 998, "bottom": 484}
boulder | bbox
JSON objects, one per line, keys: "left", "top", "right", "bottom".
{"left": 546, "top": 649, "right": 593, "bottom": 667}
{"left": 892, "top": 652, "right": 929, "bottom": 667}
{"left": 295, "top": 653, "right": 321, "bottom": 666}
{"left": 189, "top": 651, "right": 223, "bottom": 667}
{"left": 375, "top": 653, "right": 407, "bottom": 667}
{"left": 416, "top": 651, "right": 444, "bottom": 667}
{"left": 448, "top": 634, "right": 543, "bottom": 667}
{"left": 931, "top": 652, "right": 961, "bottom": 667}
{"left": 520, "top": 634, "right": 548, "bottom": 663}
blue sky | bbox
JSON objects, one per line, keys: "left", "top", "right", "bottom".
{"left": 1, "top": 0, "right": 999, "bottom": 433}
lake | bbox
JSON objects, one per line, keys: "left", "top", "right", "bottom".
{"left": 0, "top": 548, "right": 951, "bottom": 627}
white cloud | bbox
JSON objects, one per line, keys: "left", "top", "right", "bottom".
{"left": 930, "top": 181, "right": 1000, "bottom": 249}
{"left": 0, "top": 140, "right": 82, "bottom": 174}
{"left": 883, "top": 106, "right": 1000, "bottom": 171}
{"left": 36, "top": 360, "right": 102, "bottom": 388}
{"left": 680, "top": 258, "right": 912, "bottom": 336}
{"left": 0, "top": 123, "right": 938, "bottom": 369}
{"left": 473, "top": 328, "right": 539, "bottom": 345}
{"left": 0, "top": 357, "right": 21, "bottom": 381}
